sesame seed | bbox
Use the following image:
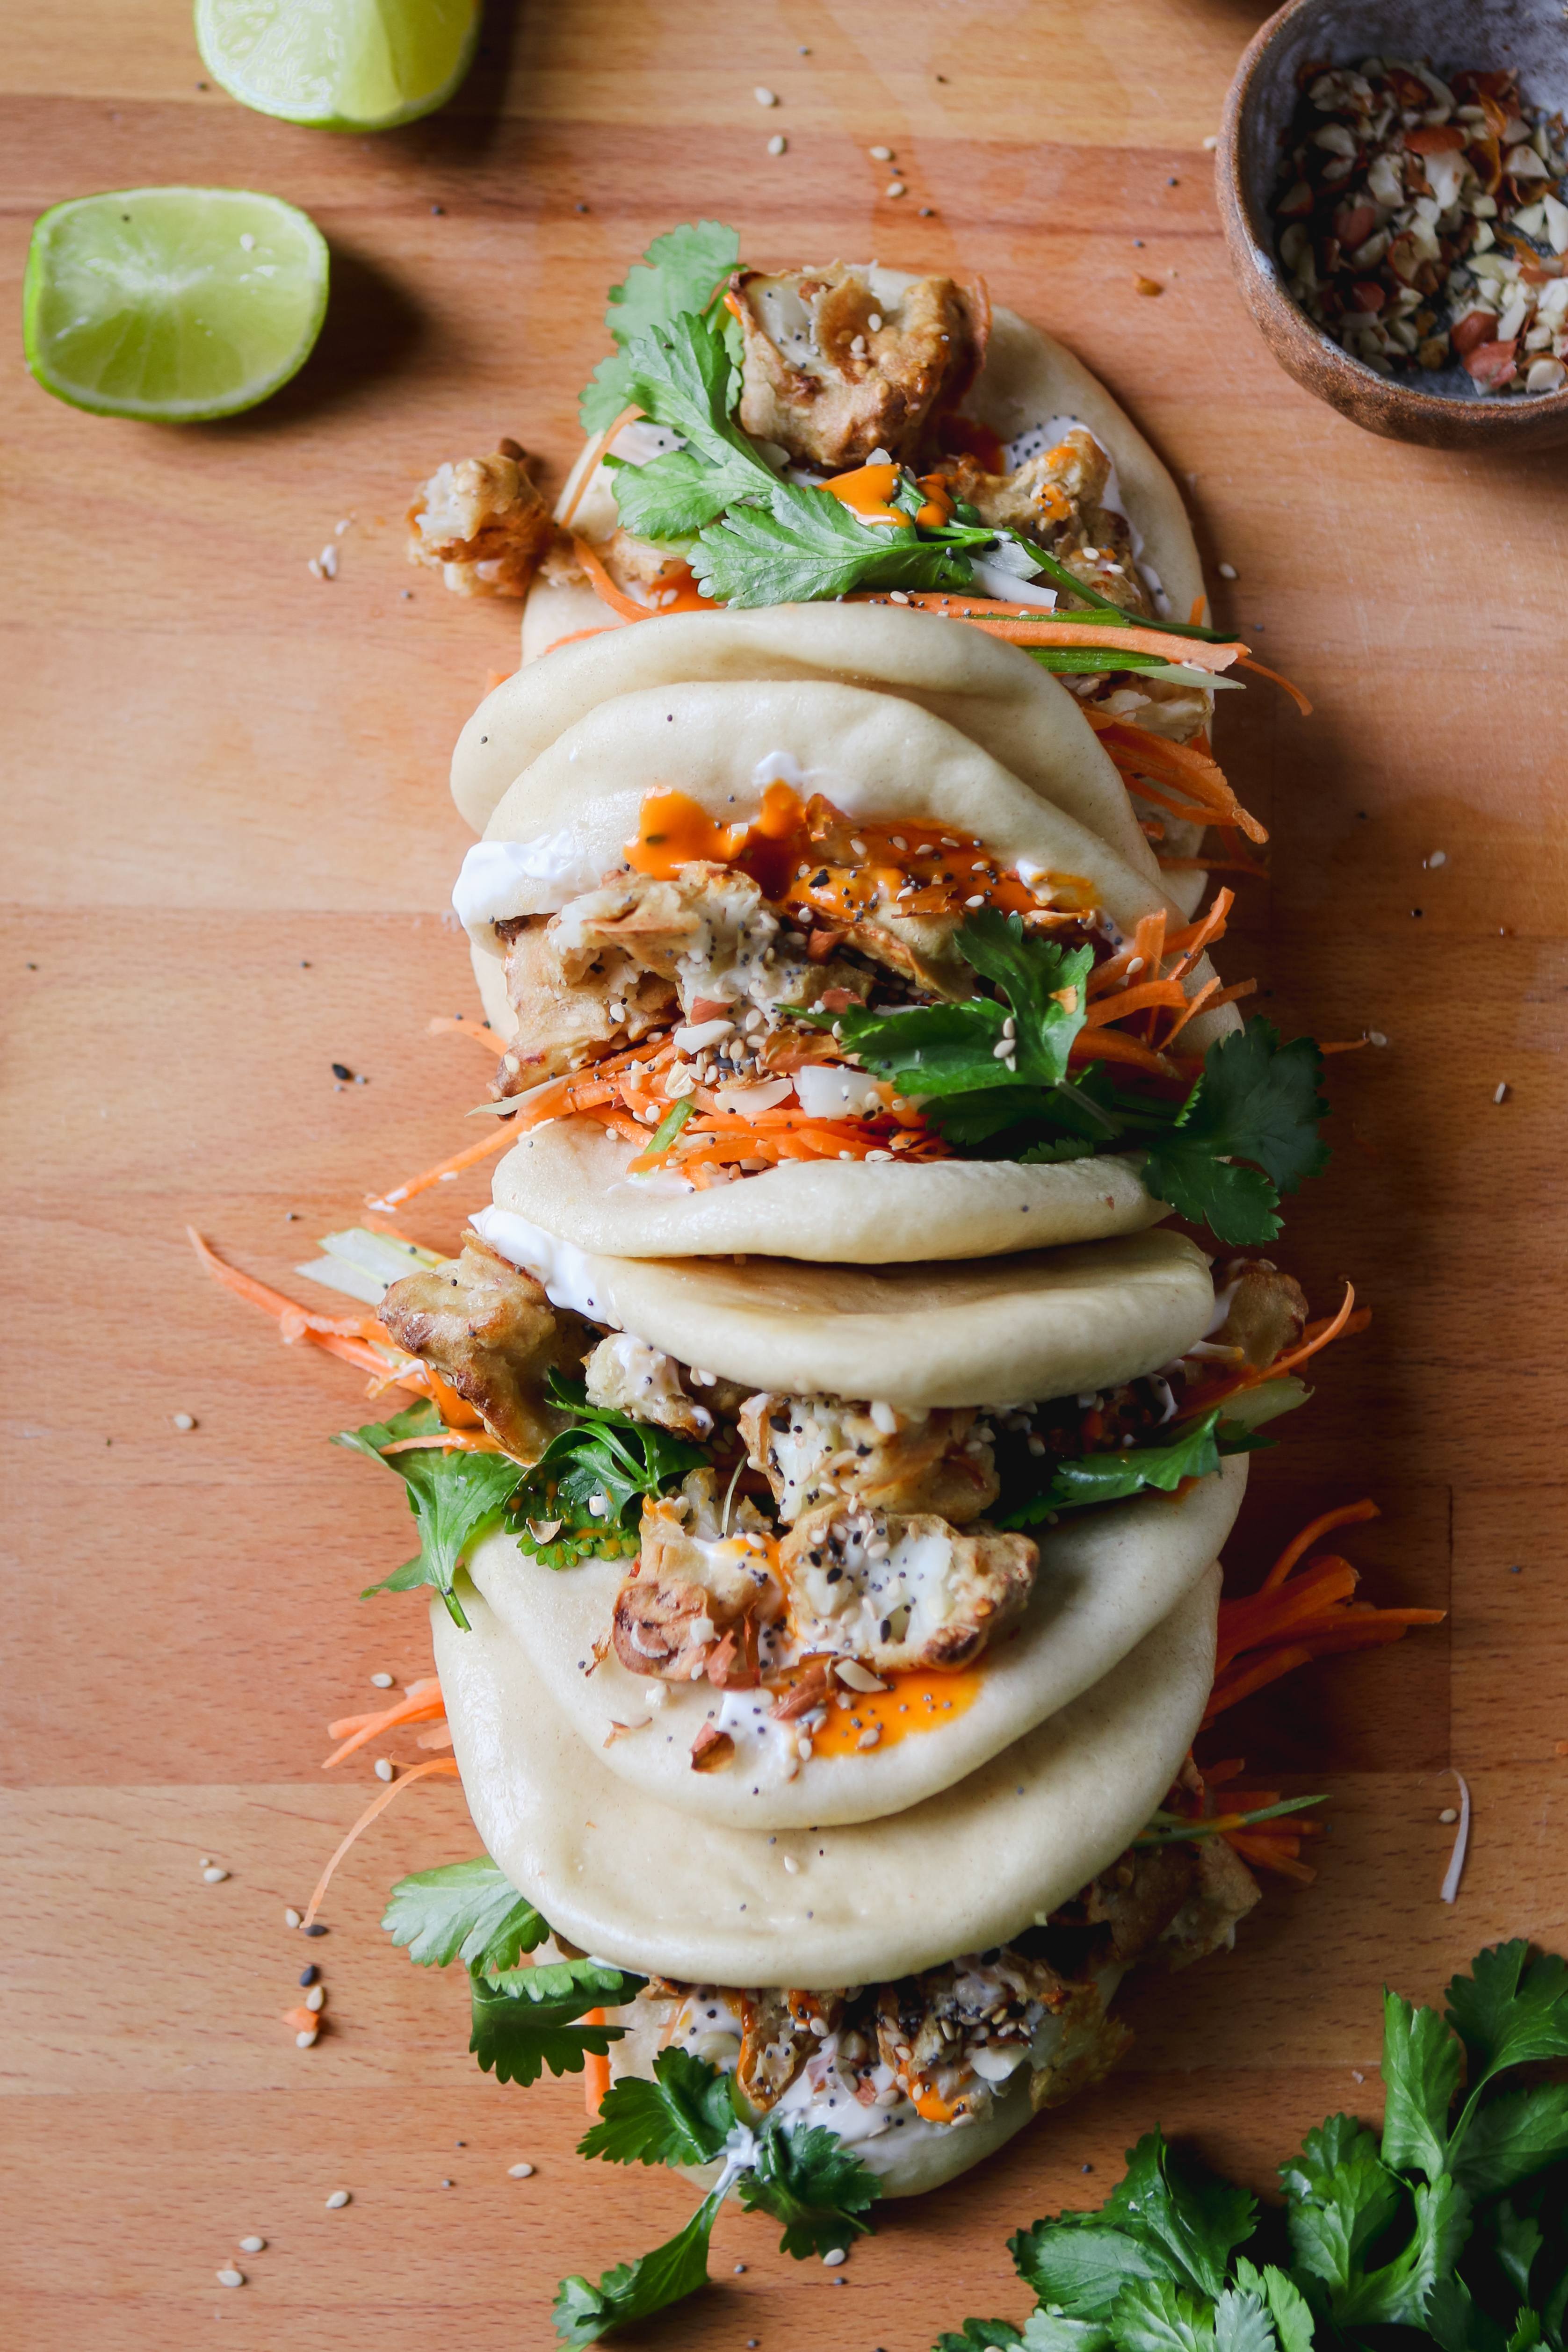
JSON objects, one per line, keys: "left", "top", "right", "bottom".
{"left": 325, "top": 2190, "right": 351, "bottom": 2209}
{"left": 202, "top": 1865, "right": 229, "bottom": 1883}
{"left": 1427, "top": 849, "right": 1447, "bottom": 868}
{"left": 172, "top": 1411, "right": 196, "bottom": 1430}
{"left": 886, "top": 180, "right": 906, "bottom": 197}
{"left": 284, "top": 1907, "right": 302, "bottom": 1929}
{"left": 768, "top": 132, "right": 787, "bottom": 154}
{"left": 440, "top": 2178, "right": 453, "bottom": 2188}
{"left": 318, "top": 544, "right": 339, "bottom": 579}
{"left": 754, "top": 85, "right": 777, "bottom": 105}
{"left": 1203, "top": 132, "right": 1219, "bottom": 150}
{"left": 298, "top": 1964, "right": 317, "bottom": 1987}
{"left": 823, "top": 2247, "right": 848, "bottom": 2265}
{"left": 374, "top": 1758, "right": 394, "bottom": 1782}
{"left": 1439, "top": 1807, "right": 1459, "bottom": 1824}
{"left": 238, "top": 2236, "right": 265, "bottom": 2254}
{"left": 1218, "top": 561, "right": 1238, "bottom": 580}
{"left": 216, "top": 2267, "right": 245, "bottom": 2287}
{"left": 295, "top": 2029, "right": 317, "bottom": 2048}
{"left": 305, "top": 1985, "right": 325, "bottom": 2013}
{"left": 1494, "top": 1082, "right": 1510, "bottom": 1104}
{"left": 1367, "top": 1030, "right": 1388, "bottom": 1047}
{"left": 870, "top": 144, "right": 892, "bottom": 159}
{"left": 303, "top": 1921, "right": 328, "bottom": 1938}
{"left": 370, "top": 1671, "right": 394, "bottom": 1688}
{"left": 734, "top": 2261, "right": 747, "bottom": 2273}
{"left": 507, "top": 2162, "right": 535, "bottom": 2178}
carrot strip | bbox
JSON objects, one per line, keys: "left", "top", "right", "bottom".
{"left": 574, "top": 534, "right": 654, "bottom": 622}
{"left": 1236, "top": 655, "right": 1313, "bottom": 715}
{"left": 301, "top": 1758, "right": 461, "bottom": 1928}
{"left": 559, "top": 408, "right": 637, "bottom": 529}
{"left": 583, "top": 2020, "right": 612, "bottom": 2115}
{"left": 1069, "top": 1030, "right": 1178, "bottom": 1075}
{"left": 1081, "top": 978, "right": 1189, "bottom": 1028}
{"left": 368, "top": 1121, "right": 518, "bottom": 1212}
{"left": 323, "top": 1678, "right": 446, "bottom": 1769}
{"left": 1261, "top": 1499, "right": 1382, "bottom": 1594}
{"left": 852, "top": 593, "right": 1249, "bottom": 670}
{"left": 428, "top": 1016, "right": 506, "bottom": 1053}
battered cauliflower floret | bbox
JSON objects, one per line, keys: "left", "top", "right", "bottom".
{"left": 611, "top": 1470, "right": 780, "bottom": 1682}
{"left": 777, "top": 1501, "right": 1035, "bottom": 1673}
{"left": 377, "top": 1237, "right": 584, "bottom": 1459}
{"left": 584, "top": 1333, "right": 712, "bottom": 1439}
{"left": 732, "top": 264, "right": 988, "bottom": 469}
{"left": 407, "top": 442, "right": 551, "bottom": 597}
{"left": 493, "top": 916, "right": 677, "bottom": 1093}
{"left": 741, "top": 1394, "right": 999, "bottom": 1526}
{"left": 936, "top": 426, "right": 1151, "bottom": 617}
{"left": 549, "top": 865, "right": 832, "bottom": 1020}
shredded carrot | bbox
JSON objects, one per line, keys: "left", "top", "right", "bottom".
{"left": 850, "top": 593, "right": 1249, "bottom": 671}
{"left": 367, "top": 1119, "right": 519, "bottom": 1212}
{"left": 573, "top": 534, "right": 657, "bottom": 622}
{"left": 1084, "top": 720, "right": 1268, "bottom": 845}
{"left": 1319, "top": 1038, "right": 1370, "bottom": 1054}
{"left": 301, "top": 1757, "right": 461, "bottom": 1928}
{"left": 559, "top": 408, "right": 637, "bottom": 530}
{"left": 1236, "top": 655, "right": 1313, "bottom": 715}
{"left": 428, "top": 1015, "right": 506, "bottom": 1053}
{"left": 583, "top": 2020, "right": 612, "bottom": 2114}
{"left": 1068, "top": 1029, "right": 1180, "bottom": 1076}
{"left": 1260, "top": 1498, "right": 1381, "bottom": 1594}
{"left": 323, "top": 1677, "right": 447, "bottom": 1770}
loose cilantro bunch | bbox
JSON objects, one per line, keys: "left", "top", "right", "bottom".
{"left": 804, "top": 911, "right": 1329, "bottom": 1247}
{"left": 993, "top": 1402, "right": 1279, "bottom": 1528}
{"left": 559, "top": 2047, "right": 882, "bottom": 2345}
{"left": 384, "top": 1854, "right": 644, "bottom": 2087}
{"left": 505, "top": 1372, "right": 709, "bottom": 1569}
{"left": 382, "top": 1857, "right": 881, "bottom": 2345}
{"left": 334, "top": 1399, "right": 525, "bottom": 1629}
{"left": 578, "top": 220, "right": 743, "bottom": 433}
{"left": 932, "top": 1941, "right": 1568, "bottom": 2352}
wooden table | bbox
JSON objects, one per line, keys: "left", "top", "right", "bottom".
{"left": 5, "top": 3, "right": 1565, "bottom": 2343}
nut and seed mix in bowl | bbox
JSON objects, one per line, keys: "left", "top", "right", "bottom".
{"left": 1270, "top": 58, "right": 1568, "bottom": 397}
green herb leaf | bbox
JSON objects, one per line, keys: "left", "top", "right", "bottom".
{"left": 1234, "top": 2259, "right": 1316, "bottom": 2352}
{"left": 1334, "top": 2173, "right": 1471, "bottom": 2329}
{"left": 1451, "top": 2089, "right": 1568, "bottom": 2200}
{"left": 738, "top": 2121, "right": 882, "bottom": 2258}
{"left": 934, "top": 2324, "right": 1030, "bottom": 2352}
{"left": 615, "top": 312, "right": 766, "bottom": 481}
{"left": 1448, "top": 1945, "right": 1568, "bottom": 2095}
{"left": 823, "top": 917, "right": 1091, "bottom": 1102}
{"left": 1110, "top": 2277, "right": 1220, "bottom": 2352}
{"left": 578, "top": 2047, "right": 736, "bottom": 2170}
{"left": 1281, "top": 2114, "right": 1404, "bottom": 2294}
{"left": 506, "top": 1372, "right": 708, "bottom": 1569}
{"left": 997, "top": 1407, "right": 1230, "bottom": 1527}
{"left": 470, "top": 1955, "right": 644, "bottom": 2089}
{"left": 579, "top": 220, "right": 741, "bottom": 432}
{"left": 382, "top": 1854, "right": 547, "bottom": 1972}
{"left": 1019, "top": 2316, "right": 1115, "bottom": 2352}
{"left": 553, "top": 2186, "right": 723, "bottom": 2346}
{"left": 1380, "top": 1988, "right": 1464, "bottom": 2183}
{"left": 1142, "top": 1023, "right": 1329, "bottom": 1247}
{"left": 333, "top": 1400, "right": 523, "bottom": 1628}
{"left": 693, "top": 477, "right": 981, "bottom": 606}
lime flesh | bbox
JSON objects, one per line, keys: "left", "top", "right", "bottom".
{"left": 195, "top": 0, "right": 480, "bottom": 131}
{"left": 23, "top": 187, "right": 329, "bottom": 423}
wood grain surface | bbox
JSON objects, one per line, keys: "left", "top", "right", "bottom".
{"left": 4, "top": 4, "right": 1567, "bottom": 2346}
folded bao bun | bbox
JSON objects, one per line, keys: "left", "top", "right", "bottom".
{"left": 462, "top": 1456, "right": 1244, "bottom": 1830}
{"left": 451, "top": 603, "right": 1159, "bottom": 890}
{"left": 471, "top": 1216, "right": 1218, "bottom": 1410}
{"left": 514, "top": 284, "right": 1211, "bottom": 909}
{"left": 459, "top": 678, "right": 1238, "bottom": 1264}
{"left": 432, "top": 1562, "right": 1220, "bottom": 1990}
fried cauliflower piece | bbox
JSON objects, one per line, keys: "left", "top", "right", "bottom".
{"left": 741, "top": 1394, "right": 999, "bottom": 1526}
{"left": 549, "top": 866, "right": 838, "bottom": 1021}
{"left": 492, "top": 917, "right": 676, "bottom": 1093}
{"left": 879, "top": 1948, "right": 1091, "bottom": 2123}
{"left": 1212, "top": 1258, "right": 1309, "bottom": 1371}
{"left": 611, "top": 1470, "right": 780, "bottom": 1682}
{"left": 936, "top": 426, "right": 1152, "bottom": 617}
{"left": 777, "top": 1501, "right": 1035, "bottom": 1673}
{"left": 407, "top": 442, "right": 552, "bottom": 598}
{"left": 377, "top": 1236, "right": 582, "bottom": 1459}
{"left": 732, "top": 265, "right": 988, "bottom": 469}
{"left": 584, "top": 1333, "right": 712, "bottom": 1439}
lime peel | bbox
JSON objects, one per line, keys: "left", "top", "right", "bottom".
{"left": 194, "top": 0, "right": 481, "bottom": 133}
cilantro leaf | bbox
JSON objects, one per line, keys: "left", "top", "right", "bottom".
{"left": 578, "top": 2047, "right": 736, "bottom": 2170}
{"left": 1142, "top": 1024, "right": 1328, "bottom": 1247}
{"left": 470, "top": 1955, "right": 644, "bottom": 2089}
{"left": 824, "top": 917, "right": 1091, "bottom": 1100}
{"left": 1281, "top": 2114, "right": 1404, "bottom": 2293}
{"left": 1107, "top": 2278, "right": 1219, "bottom": 2352}
{"left": 1019, "top": 2318, "right": 1115, "bottom": 2352}
{"left": 693, "top": 480, "right": 979, "bottom": 606}
{"left": 506, "top": 1373, "right": 708, "bottom": 1569}
{"left": 1012, "top": 2223, "right": 1175, "bottom": 2319}
{"left": 333, "top": 1400, "right": 522, "bottom": 1629}
{"left": 1234, "top": 2260, "right": 1315, "bottom": 2352}
{"left": 579, "top": 220, "right": 741, "bottom": 433}
{"left": 738, "top": 2121, "right": 882, "bottom": 2258}
{"left": 615, "top": 312, "right": 766, "bottom": 483}
{"left": 1101, "top": 2134, "right": 1258, "bottom": 2304}
{"left": 382, "top": 1854, "right": 547, "bottom": 1972}
{"left": 934, "top": 2325, "right": 1030, "bottom": 2352}
{"left": 604, "top": 446, "right": 737, "bottom": 540}
{"left": 1380, "top": 1988, "right": 1464, "bottom": 2183}
{"left": 553, "top": 2186, "right": 723, "bottom": 2346}
{"left": 1452, "top": 2090, "right": 1568, "bottom": 2200}
{"left": 1334, "top": 2173, "right": 1471, "bottom": 2329}
{"left": 997, "top": 1407, "right": 1232, "bottom": 1527}
{"left": 1449, "top": 1946, "right": 1568, "bottom": 2095}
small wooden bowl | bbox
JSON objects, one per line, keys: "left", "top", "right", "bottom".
{"left": 1218, "top": 0, "right": 1568, "bottom": 448}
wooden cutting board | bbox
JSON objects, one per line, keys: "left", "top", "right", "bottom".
{"left": 4, "top": 3, "right": 1566, "bottom": 2344}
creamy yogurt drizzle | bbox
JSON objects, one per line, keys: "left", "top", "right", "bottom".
{"left": 1003, "top": 414, "right": 1173, "bottom": 619}
{"left": 470, "top": 1205, "right": 627, "bottom": 1328}
{"left": 453, "top": 835, "right": 606, "bottom": 941}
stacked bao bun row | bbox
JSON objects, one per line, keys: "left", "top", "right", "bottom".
{"left": 377, "top": 486, "right": 1310, "bottom": 2191}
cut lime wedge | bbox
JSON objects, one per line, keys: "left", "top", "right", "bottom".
{"left": 23, "top": 187, "right": 329, "bottom": 422}
{"left": 195, "top": 0, "right": 480, "bottom": 132}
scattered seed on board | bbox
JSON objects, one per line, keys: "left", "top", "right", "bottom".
{"left": 1426, "top": 850, "right": 1448, "bottom": 868}
{"left": 296, "top": 2029, "right": 317, "bottom": 2048}
{"left": 203, "top": 1865, "right": 229, "bottom": 1883}
{"left": 870, "top": 144, "right": 892, "bottom": 159}
{"left": 325, "top": 2189, "right": 351, "bottom": 2210}
{"left": 1495, "top": 1082, "right": 1510, "bottom": 1104}
{"left": 370, "top": 1672, "right": 394, "bottom": 1688}
{"left": 374, "top": 1758, "right": 394, "bottom": 1782}
{"left": 303, "top": 1922, "right": 328, "bottom": 1938}
{"left": 238, "top": 2237, "right": 265, "bottom": 2255}
{"left": 1203, "top": 132, "right": 1219, "bottom": 150}
{"left": 173, "top": 1412, "right": 196, "bottom": 1430}
{"left": 284, "top": 1907, "right": 302, "bottom": 1928}
{"left": 823, "top": 2247, "right": 848, "bottom": 2266}
{"left": 733, "top": 2261, "right": 747, "bottom": 2273}
{"left": 767, "top": 133, "right": 787, "bottom": 155}
{"left": 305, "top": 1985, "right": 325, "bottom": 2013}
{"left": 216, "top": 2268, "right": 245, "bottom": 2288}
{"left": 1440, "top": 1807, "right": 1459, "bottom": 1824}
{"left": 1217, "top": 561, "right": 1238, "bottom": 580}
{"left": 886, "top": 180, "right": 906, "bottom": 197}
{"left": 299, "top": 1965, "right": 317, "bottom": 1987}
{"left": 754, "top": 85, "right": 777, "bottom": 106}
{"left": 508, "top": 2162, "right": 535, "bottom": 2178}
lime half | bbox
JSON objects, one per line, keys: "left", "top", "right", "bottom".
{"left": 195, "top": 0, "right": 480, "bottom": 132}
{"left": 23, "top": 187, "right": 329, "bottom": 422}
